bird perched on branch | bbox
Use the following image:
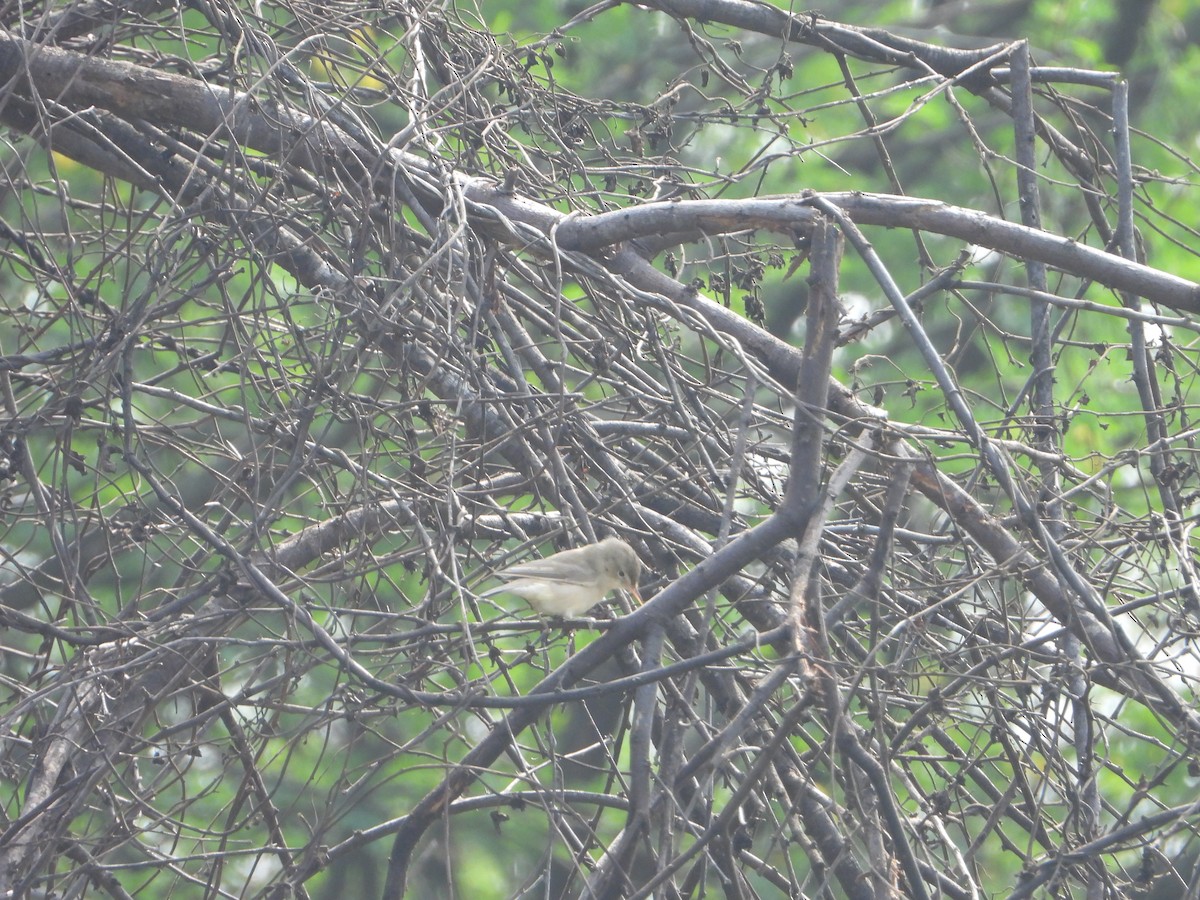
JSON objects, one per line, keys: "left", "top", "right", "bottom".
{"left": 482, "top": 536, "right": 643, "bottom": 617}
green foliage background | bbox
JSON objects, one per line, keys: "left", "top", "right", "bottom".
{"left": 5, "top": 0, "right": 1200, "bottom": 897}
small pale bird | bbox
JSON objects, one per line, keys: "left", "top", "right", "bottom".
{"left": 483, "top": 536, "right": 643, "bottom": 617}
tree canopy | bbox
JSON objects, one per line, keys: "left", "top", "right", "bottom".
{"left": 3, "top": 1, "right": 1200, "bottom": 897}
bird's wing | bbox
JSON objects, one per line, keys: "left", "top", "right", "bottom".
{"left": 496, "top": 552, "right": 597, "bottom": 585}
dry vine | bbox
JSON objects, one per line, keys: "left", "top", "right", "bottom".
{"left": 0, "top": 1, "right": 1199, "bottom": 897}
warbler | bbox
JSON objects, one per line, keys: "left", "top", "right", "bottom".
{"left": 483, "top": 536, "right": 643, "bottom": 616}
